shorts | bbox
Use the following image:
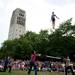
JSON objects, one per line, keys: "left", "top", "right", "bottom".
{"left": 52, "top": 18, "right": 55, "bottom": 22}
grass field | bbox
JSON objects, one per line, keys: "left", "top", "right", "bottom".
{"left": 0, "top": 70, "right": 72, "bottom": 75}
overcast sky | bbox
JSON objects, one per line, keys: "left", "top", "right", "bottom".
{"left": 0, "top": 0, "right": 75, "bottom": 46}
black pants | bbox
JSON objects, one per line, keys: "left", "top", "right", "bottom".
{"left": 65, "top": 66, "right": 74, "bottom": 75}
{"left": 3, "top": 65, "right": 11, "bottom": 72}
{"left": 3, "top": 65, "right": 7, "bottom": 72}
{"left": 8, "top": 66, "right": 12, "bottom": 72}
{"left": 28, "top": 61, "right": 37, "bottom": 75}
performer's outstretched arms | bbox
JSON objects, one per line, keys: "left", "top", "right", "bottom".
{"left": 55, "top": 15, "right": 59, "bottom": 19}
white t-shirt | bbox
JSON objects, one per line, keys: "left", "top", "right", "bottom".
{"left": 65, "top": 58, "right": 70, "bottom": 66}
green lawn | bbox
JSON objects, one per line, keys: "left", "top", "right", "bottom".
{"left": 0, "top": 70, "right": 72, "bottom": 75}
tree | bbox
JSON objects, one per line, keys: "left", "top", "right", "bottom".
{"left": 0, "top": 19, "right": 75, "bottom": 59}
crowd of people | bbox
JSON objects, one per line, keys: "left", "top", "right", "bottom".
{"left": 0, "top": 59, "right": 67, "bottom": 71}
{"left": 0, "top": 51, "right": 75, "bottom": 75}
{"left": 0, "top": 59, "right": 75, "bottom": 72}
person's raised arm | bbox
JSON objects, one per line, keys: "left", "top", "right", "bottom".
{"left": 34, "top": 51, "right": 41, "bottom": 56}
{"left": 55, "top": 15, "right": 59, "bottom": 19}
{"left": 36, "top": 53, "right": 41, "bottom": 56}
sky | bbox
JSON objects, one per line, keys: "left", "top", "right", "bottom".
{"left": 0, "top": 0, "right": 75, "bottom": 46}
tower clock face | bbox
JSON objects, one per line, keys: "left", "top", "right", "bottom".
{"left": 17, "top": 17, "right": 25, "bottom": 26}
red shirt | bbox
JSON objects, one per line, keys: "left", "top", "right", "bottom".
{"left": 31, "top": 53, "right": 36, "bottom": 62}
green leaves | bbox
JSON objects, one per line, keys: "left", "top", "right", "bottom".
{"left": 0, "top": 19, "right": 75, "bottom": 59}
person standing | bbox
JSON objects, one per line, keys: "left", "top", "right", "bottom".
{"left": 3, "top": 56, "right": 9, "bottom": 72}
{"left": 51, "top": 11, "right": 59, "bottom": 29}
{"left": 3, "top": 56, "right": 12, "bottom": 72}
{"left": 28, "top": 51, "right": 41, "bottom": 75}
{"left": 7, "top": 57, "right": 12, "bottom": 72}
{"left": 64, "top": 56, "right": 74, "bottom": 75}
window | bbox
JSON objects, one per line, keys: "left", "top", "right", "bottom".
{"left": 19, "top": 30, "right": 21, "bottom": 32}
{"left": 19, "top": 13, "right": 24, "bottom": 17}
{"left": 17, "top": 17, "right": 25, "bottom": 25}
{"left": 16, "top": 29, "right": 17, "bottom": 31}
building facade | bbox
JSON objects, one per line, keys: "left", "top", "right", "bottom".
{"left": 8, "top": 8, "right": 26, "bottom": 40}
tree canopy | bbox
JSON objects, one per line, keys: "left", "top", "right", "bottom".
{"left": 0, "top": 19, "right": 75, "bottom": 59}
